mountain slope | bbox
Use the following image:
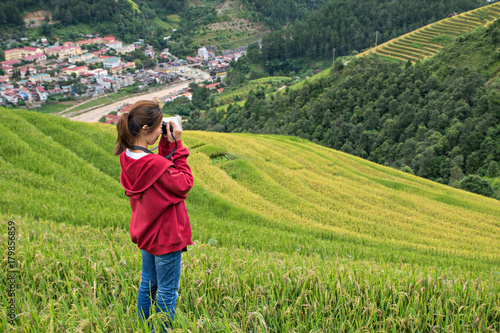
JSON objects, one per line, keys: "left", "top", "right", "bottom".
{"left": 0, "top": 108, "right": 499, "bottom": 331}
{"left": 1, "top": 108, "right": 499, "bottom": 264}
{"left": 358, "top": 2, "right": 500, "bottom": 63}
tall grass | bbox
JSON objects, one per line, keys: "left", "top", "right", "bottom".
{"left": 0, "top": 108, "right": 499, "bottom": 331}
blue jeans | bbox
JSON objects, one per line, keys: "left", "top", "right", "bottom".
{"left": 138, "top": 249, "right": 182, "bottom": 332}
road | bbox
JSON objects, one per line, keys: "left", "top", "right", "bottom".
{"left": 68, "top": 80, "right": 191, "bottom": 123}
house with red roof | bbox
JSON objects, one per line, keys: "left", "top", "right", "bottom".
{"left": 76, "top": 38, "right": 102, "bottom": 46}
{"left": 104, "top": 113, "right": 120, "bottom": 124}
{"left": 46, "top": 45, "right": 82, "bottom": 58}
{"left": 1, "top": 89, "right": 19, "bottom": 103}
{"left": 205, "top": 82, "right": 221, "bottom": 90}
{"left": 102, "top": 36, "right": 116, "bottom": 43}
{"left": 63, "top": 66, "right": 88, "bottom": 76}
{"left": 2, "top": 65, "right": 13, "bottom": 76}
{"left": 106, "top": 41, "right": 123, "bottom": 50}
{"left": 121, "top": 104, "right": 133, "bottom": 113}
{"left": 23, "top": 53, "right": 47, "bottom": 63}
{"left": 20, "top": 66, "right": 37, "bottom": 79}
{"left": 36, "top": 86, "right": 48, "bottom": 101}
{"left": 22, "top": 46, "right": 42, "bottom": 57}
{"left": 1, "top": 59, "right": 20, "bottom": 68}
{"left": 4, "top": 49, "right": 23, "bottom": 61}
{"left": 92, "top": 49, "right": 107, "bottom": 56}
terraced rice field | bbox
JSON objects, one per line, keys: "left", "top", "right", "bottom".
{"left": 1, "top": 108, "right": 499, "bottom": 331}
{"left": 359, "top": 2, "right": 500, "bottom": 63}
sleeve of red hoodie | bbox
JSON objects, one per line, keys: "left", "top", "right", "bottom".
{"left": 157, "top": 135, "right": 194, "bottom": 200}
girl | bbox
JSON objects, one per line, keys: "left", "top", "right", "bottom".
{"left": 114, "top": 100, "right": 193, "bottom": 331}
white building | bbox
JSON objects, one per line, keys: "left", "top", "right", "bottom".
{"left": 103, "top": 57, "right": 121, "bottom": 69}
{"left": 106, "top": 41, "right": 123, "bottom": 50}
{"left": 36, "top": 86, "right": 48, "bottom": 101}
{"left": 198, "top": 47, "right": 209, "bottom": 61}
{"left": 1, "top": 90, "right": 19, "bottom": 104}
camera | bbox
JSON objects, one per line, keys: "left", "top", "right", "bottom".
{"left": 162, "top": 116, "right": 182, "bottom": 136}
{"left": 161, "top": 121, "right": 173, "bottom": 136}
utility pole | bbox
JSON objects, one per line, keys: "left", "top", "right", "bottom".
{"left": 375, "top": 31, "right": 379, "bottom": 47}
{"left": 332, "top": 48, "right": 336, "bottom": 64}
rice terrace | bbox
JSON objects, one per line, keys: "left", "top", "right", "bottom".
{"left": 0, "top": 108, "right": 499, "bottom": 331}
{"left": 358, "top": 2, "right": 500, "bottom": 63}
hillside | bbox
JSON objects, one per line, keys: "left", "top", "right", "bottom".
{"left": 189, "top": 19, "right": 500, "bottom": 196}
{"left": 0, "top": 0, "right": 164, "bottom": 46}
{"left": 358, "top": 2, "right": 500, "bottom": 63}
{"left": 235, "top": 0, "right": 489, "bottom": 76}
{"left": 0, "top": 108, "right": 499, "bottom": 331}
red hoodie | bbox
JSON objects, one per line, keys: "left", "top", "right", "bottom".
{"left": 120, "top": 136, "right": 194, "bottom": 255}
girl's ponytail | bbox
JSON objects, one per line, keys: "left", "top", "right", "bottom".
{"left": 114, "top": 100, "right": 163, "bottom": 156}
{"left": 114, "top": 112, "right": 135, "bottom": 155}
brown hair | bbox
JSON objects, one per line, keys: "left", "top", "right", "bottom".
{"left": 114, "top": 100, "right": 163, "bottom": 155}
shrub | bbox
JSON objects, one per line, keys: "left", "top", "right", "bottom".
{"left": 458, "top": 175, "right": 494, "bottom": 197}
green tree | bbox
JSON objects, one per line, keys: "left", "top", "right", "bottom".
{"left": 487, "top": 161, "right": 499, "bottom": 178}
{"left": 458, "top": 175, "right": 494, "bottom": 197}
{"left": 73, "top": 82, "right": 88, "bottom": 95}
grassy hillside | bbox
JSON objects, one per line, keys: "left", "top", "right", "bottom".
{"left": 358, "top": 2, "right": 500, "bottom": 63}
{"left": 0, "top": 108, "right": 499, "bottom": 331}
{"left": 287, "top": 1, "right": 500, "bottom": 92}
{"left": 217, "top": 76, "right": 290, "bottom": 105}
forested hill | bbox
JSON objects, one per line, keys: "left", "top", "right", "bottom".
{"left": 242, "top": 0, "right": 329, "bottom": 28}
{"left": 186, "top": 20, "right": 500, "bottom": 198}
{"left": 249, "top": 0, "right": 488, "bottom": 75}
{"left": 0, "top": 0, "right": 167, "bottom": 46}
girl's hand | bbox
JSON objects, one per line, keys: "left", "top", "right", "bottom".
{"left": 166, "top": 121, "right": 182, "bottom": 143}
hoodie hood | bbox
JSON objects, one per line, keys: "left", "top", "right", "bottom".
{"left": 120, "top": 153, "right": 172, "bottom": 199}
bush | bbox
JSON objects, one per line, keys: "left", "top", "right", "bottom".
{"left": 458, "top": 175, "right": 494, "bottom": 197}
{"left": 401, "top": 165, "right": 414, "bottom": 175}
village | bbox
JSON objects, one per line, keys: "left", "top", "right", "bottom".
{"left": 0, "top": 34, "right": 247, "bottom": 120}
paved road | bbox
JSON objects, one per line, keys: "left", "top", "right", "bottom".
{"left": 68, "top": 80, "right": 191, "bottom": 123}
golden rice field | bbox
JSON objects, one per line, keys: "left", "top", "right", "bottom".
{"left": 0, "top": 108, "right": 499, "bottom": 332}
{"left": 358, "top": 2, "right": 500, "bottom": 63}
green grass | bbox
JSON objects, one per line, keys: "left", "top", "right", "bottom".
{"left": 124, "top": 0, "right": 141, "bottom": 13}
{"left": 216, "top": 77, "right": 290, "bottom": 105}
{"left": 0, "top": 108, "right": 499, "bottom": 331}
{"left": 63, "top": 90, "right": 136, "bottom": 114}
{"left": 65, "top": 95, "right": 114, "bottom": 113}
{"left": 154, "top": 17, "right": 179, "bottom": 32}
{"left": 32, "top": 103, "right": 70, "bottom": 114}
{"left": 194, "top": 30, "right": 265, "bottom": 51}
